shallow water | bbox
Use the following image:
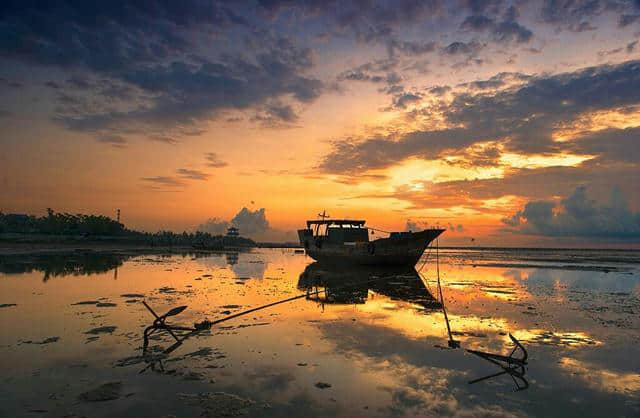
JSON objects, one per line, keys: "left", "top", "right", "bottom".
{"left": 0, "top": 248, "right": 639, "bottom": 417}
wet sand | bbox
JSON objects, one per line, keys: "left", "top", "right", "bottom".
{"left": 0, "top": 248, "right": 638, "bottom": 417}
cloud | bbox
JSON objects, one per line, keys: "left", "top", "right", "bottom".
{"left": 197, "top": 207, "right": 295, "bottom": 241}
{"left": 177, "top": 168, "right": 209, "bottom": 180}
{"left": 458, "top": 71, "right": 531, "bottom": 90}
{"left": 0, "top": 3, "right": 324, "bottom": 140}
{"left": 598, "top": 47, "right": 624, "bottom": 57}
{"left": 460, "top": 15, "right": 495, "bottom": 31}
{"left": 205, "top": 153, "right": 228, "bottom": 168}
{"left": 251, "top": 101, "right": 299, "bottom": 127}
{"left": 388, "top": 40, "right": 438, "bottom": 56}
{"left": 0, "top": 1, "right": 245, "bottom": 72}
{"left": 362, "top": 159, "right": 639, "bottom": 214}
{"left": 96, "top": 134, "right": 127, "bottom": 147}
{"left": 619, "top": 14, "right": 640, "bottom": 27}
{"left": 460, "top": 8, "right": 533, "bottom": 44}
{"left": 197, "top": 217, "right": 230, "bottom": 235}
{"left": 141, "top": 176, "right": 185, "bottom": 187}
{"left": 0, "top": 78, "right": 23, "bottom": 89}
{"left": 502, "top": 186, "right": 640, "bottom": 240}
{"left": 53, "top": 50, "right": 323, "bottom": 138}
{"left": 427, "top": 85, "right": 451, "bottom": 96}
{"left": 566, "top": 127, "right": 640, "bottom": 164}
{"left": 391, "top": 92, "right": 422, "bottom": 109}
{"left": 441, "top": 40, "right": 484, "bottom": 56}
{"left": 198, "top": 207, "right": 271, "bottom": 237}
{"left": 319, "top": 59, "right": 640, "bottom": 174}
{"left": 149, "top": 135, "right": 179, "bottom": 145}
{"left": 540, "top": 0, "right": 606, "bottom": 30}
{"left": 230, "top": 207, "right": 270, "bottom": 236}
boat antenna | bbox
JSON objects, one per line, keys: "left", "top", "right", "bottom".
{"left": 314, "top": 210, "right": 330, "bottom": 235}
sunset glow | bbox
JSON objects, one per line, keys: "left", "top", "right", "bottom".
{"left": 1, "top": 1, "right": 639, "bottom": 247}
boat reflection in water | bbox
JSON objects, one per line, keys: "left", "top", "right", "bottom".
{"left": 137, "top": 260, "right": 529, "bottom": 392}
{"left": 298, "top": 261, "right": 529, "bottom": 391}
{"left": 297, "top": 262, "right": 442, "bottom": 309}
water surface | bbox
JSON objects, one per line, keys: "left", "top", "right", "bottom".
{"left": 0, "top": 248, "right": 639, "bottom": 417}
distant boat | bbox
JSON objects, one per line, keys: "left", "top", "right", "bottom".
{"left": 297, "top": 216, "right": 444, "bottom": 266}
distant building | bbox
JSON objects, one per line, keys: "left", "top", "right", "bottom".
{"left": 226, "top": 226, "right": 239, "bottom": 237}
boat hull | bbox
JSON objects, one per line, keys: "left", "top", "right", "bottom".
{"left": 298, "top": 228, "right": 445, "bottom": 267}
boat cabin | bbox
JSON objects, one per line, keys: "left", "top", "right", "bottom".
{"left": 300, "top": 220, "right": 369, "bottom": 247}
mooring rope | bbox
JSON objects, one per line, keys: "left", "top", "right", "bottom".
{"left": 366, "top": 226, "right": 392, "bottom": 235}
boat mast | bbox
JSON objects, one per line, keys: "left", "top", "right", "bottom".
{"left": 315, "top": 210, "right": 330, "bottom": 236}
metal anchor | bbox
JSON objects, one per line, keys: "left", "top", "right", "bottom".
{"left": 466, "top": 333, "right": 529, "bottom": 391}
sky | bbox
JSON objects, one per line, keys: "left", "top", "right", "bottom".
{"left": 1, "top": 0, "right": 639, "bottom": 246}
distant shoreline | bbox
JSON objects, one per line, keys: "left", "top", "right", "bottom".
{"left": 0, "top": 239, "right": 637, "bottom": 256}
{"left": 0, "top": 241, "right": 226, "bottom": 256}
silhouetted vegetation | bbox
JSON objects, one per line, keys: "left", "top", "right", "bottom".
{"left": 0, "top": 252, "right": 134, "bottom": 281}
{"left": 0, "top": 209, "right": 125, "bottom": 235}
{"left": 0, "top": 209, "right": 255, "bottom": 248}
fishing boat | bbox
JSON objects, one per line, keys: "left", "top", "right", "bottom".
{"left": 297, "top": 213, "right": 445, "bottom": 266}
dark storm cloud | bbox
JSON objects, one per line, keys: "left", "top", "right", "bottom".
{"left": 503, "top": 186, "right": 640, "bottom": 240}
{"left": 176, "top": 168, "right": 209, "bottom": 180}
{"left": 445, "top": 60, "right": 640, "bottom": 153}
{"left": 539, "top": 0, "right": 638, "bottom": 31}
{"left": 264, "top": 102, "right": 297, "bottom": 122}
{"left": 491, "top": 20, "right": 533, "bottom": 43}
{"left": 3, "top": 0, "right": 639, "bottom": 144}
{"left": 570, "top": 21, "right": 597, "bottom": 31}
{"left": 319, "top": 59, "right": 640, "bottom": 174}
{"left": 0, "top": 1, "right": 243, "bottom": 71}
{"left": 565, "top": 127, "right": 640, "bottom": 163}
{"left": 441, "top": 40, "right": 484, "bottom": 56}
{"left": 0, "top": 1, "right": 323, "bottom": 138}
{"left": 540, "top": 0, "right": 605, "bottom": 26}
{"left": 457, "top": 71, "right": 531, "bottom": 90}
{"left": 460, "top": 6, "right": 533, "bottom": 44}
{"left": 52, "top": 50, "right": 323, "bottom": 135}
{"left": 391, "top": 92, "right": 422, "bottom": 109}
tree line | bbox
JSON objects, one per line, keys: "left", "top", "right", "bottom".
{"left": 0, "top": 209, "right": 255, "bottom": 247}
